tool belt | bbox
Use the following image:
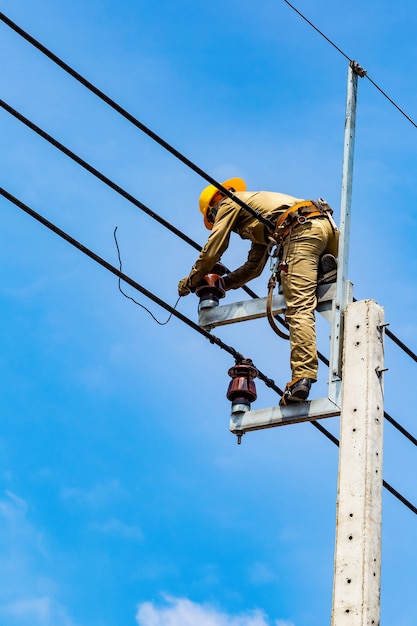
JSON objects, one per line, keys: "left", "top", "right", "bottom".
{"left": 273, "top": 198, "right": 334, "bottom": 242}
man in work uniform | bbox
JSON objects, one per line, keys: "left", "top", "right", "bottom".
{"left": 178, "top": 177, "right": 338, "bottom": 403}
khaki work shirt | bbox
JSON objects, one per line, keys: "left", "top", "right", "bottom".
{"left": 187, "top": 191, "right": 303, "bottom": 291}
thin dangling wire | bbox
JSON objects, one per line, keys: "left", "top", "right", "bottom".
{"left": 113, "top": 227, "right": 180, "bottom": 325}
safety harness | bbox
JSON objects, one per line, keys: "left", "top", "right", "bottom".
{"left": 273, "top": 198, "right": 335, "bottom": 242}
{"left": 265, "top": 198, "right": 336, "bottom": 342}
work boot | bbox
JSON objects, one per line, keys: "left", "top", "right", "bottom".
{"left": 318, "top": 254, "right": 337, "bottom": 285}
{"left": 280, "top": 378, "right": 313, "bottom": 405}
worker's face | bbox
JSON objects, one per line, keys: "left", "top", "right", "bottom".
{"left": 207, "top": 206, "right": 219, "bottom": 226}
{"left": 207, "top": 191, "right": 224, "bottom": 226}
{"left": 206, "top": 210, "right": 215, "bottom": 226}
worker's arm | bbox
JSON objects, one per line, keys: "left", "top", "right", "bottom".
{"left": 222, "top": 243, "right": 269, "bottom": 291}
{"left": 178, "top": 202, "right": 240, "bottom": 294}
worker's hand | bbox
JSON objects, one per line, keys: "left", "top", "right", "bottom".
{"left": 178, "top": 277, "right": 191, "bottom": 297}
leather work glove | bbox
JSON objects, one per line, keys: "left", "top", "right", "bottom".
{"left": 178, "top": 277, "right": 191, "bottom": 297}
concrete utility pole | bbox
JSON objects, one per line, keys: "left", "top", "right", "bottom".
{"left": 331, "top": 299, "right": 385, "bottom": 625}
{"left": 330, "top": 60, "right": 386, "bottom": 626}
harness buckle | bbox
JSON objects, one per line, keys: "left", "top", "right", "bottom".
{"left": 267, "top": 239, "right": 283, "bottom": 275}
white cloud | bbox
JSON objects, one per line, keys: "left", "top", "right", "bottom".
{"left": 0, "top": 490, "right": 77, "bottom": 626}
{"left": 92, "top": 517, "right": 144, "bottom": 542}
{"left": 0, "top": 596, "right": 75, "bottom": 626}
{"left": 136, "top": 595, "right": 295, "bottom": 626}
{"left": 247, "top": 561, "right": 279, "bottom": 584}
{"left": 60, "top": 479, "right": 125, "bottom": 509}
{"left": 3, "top": 489, "right": 28, "bottom": 513}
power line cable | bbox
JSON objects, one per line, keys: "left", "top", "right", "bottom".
{"left": 282, "top": 0, "right": 417, "bottom": 130}
{"left": 2, "top": 16, "right": 417, "bottom": 363}
{"left": 0, "top": 98, "right": 270, "bottom": 305}
{"left": 385, "top": 327, "right": 417, "bottom": 363}
{"left": 3, "top": 14, "right": 417, "bottom": 455}
{"left": 0, "top": 185, "right": 416, "bottom": 516}
{"left": 3, "top": 4, "right": 416, "bottom": 178}
{"left": 3, "top": 98, "right": 417, "bottom": 449}
{"left": 283, "top": 0, "right": 350, "bottom": 62}
{"left": 383, "top": 480, "right": 417, "bottom": 515}
{"left": 0, "top": 186, "right": 281, "bottom": 394}
{"left": 0, "top": 11, "right": 275, "bottom": 231}
{"left": 0, "top": 99, "right": 201, "bottom": 253}
{"left": 384, "top": 410, "right": 417, "bottom": 447}
{"left": 0, "top": 96, "right": 291, "bottom": 331}
{"left": 3, "top": 90, "right": 416, "bottom": 368}
{"left": 113, "top": 225, "right": 180, "bottom": 325}
{"left": 311, "top": 423, "right": 417, "bottom": 516}
{"left": 353, "top": 297, "right": 417, "bottom": 364}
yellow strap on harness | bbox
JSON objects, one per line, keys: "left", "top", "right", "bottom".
{"left": 274, "top": 200, "right": 327, "bottom": 241}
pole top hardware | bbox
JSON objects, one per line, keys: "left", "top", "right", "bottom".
{"left": 350, "top": 59, "right": 367, "bottom": 78}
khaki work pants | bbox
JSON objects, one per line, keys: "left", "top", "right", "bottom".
{"left": 281, "top": 216, "right": 336, "bottom": 382}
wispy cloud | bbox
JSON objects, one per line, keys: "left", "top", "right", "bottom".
{"left": 0, "top": 490, "right": 77, "bottom": 626}
{"left": 247, "top": 561, "right": 279, "bottom": 585}
{"left": 60, "top": 479, "right": 125, "bottom": 509}
{"left": 92, "top": 517, "right": 144, "bottom": 542}
{"left": 0, "top": 596, "right": 75, "bottom": 626}
{"left": 136, "top": 595, "right": 295, "bottom": 626}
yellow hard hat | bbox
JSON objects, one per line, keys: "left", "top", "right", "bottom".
{"left": 199, "top": 177, "right": 246, "bottom": 230}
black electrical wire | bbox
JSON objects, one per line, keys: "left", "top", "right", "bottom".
{"left": 113, "top": 225, "right": 180, "bottom": 326}
{"left": 2, "top": 19, "right": 416, "bottom": 365}
{"left": 0, "top": 96, "right": 289, "bottom": 334}
{"left": 385, "top": 327, "right": 417, "bottom": 363}
{"left": 0, "top": 12, "right": 275, "bottom": 231}
{"left": 283, "top": 0, "right": 417, "bottom": 130}
{"left": 16, "top": 97, "right": 417, "bottom": 396}
{"left": 3, "top": 88, "right": 413, "bottom": 381}
{"left": 353, "top": 297, "right": 417, "bottom": 364}
{"left": 365, "top": 76, "right": 417, "bottom": 131}
{"left": 283, "top": 0, "right": 350, "bottom": 62}
{"left": 0, "top": 188, "right": 235, "bottom": 359}
{"left": 0, "top": 98, "right": 277, "bottom": 308}
{"left": 0, "top": 186, "right": 281, "bottom": 395}
{"left": 1, "top": 185, "right": 416, "bottom": 517}
{"left": 2, "top": 11, "right": 417, "bottom": 505}
{"left": 280, "top": 4, "right": 417, "bottom": 444}
{"left": 383, "top": 480, "right": 417, "bottom": 515}
{"left": 0, "top": 99, "right": 202, "bottom": 252}
{"left": 311, "top": 425, "right": 417, "bottom": 516}
{"left": 384, "top": 410, "right": 417, "bottom": 447}
{"left": 3, "top": 98, "right": 417, "bottom": 449}
{"left": 3, "top": 5, "right": 416, "bottom": 185}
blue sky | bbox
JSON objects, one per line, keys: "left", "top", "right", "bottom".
{"left": 1, "top": 1, "right": 417, "bottom": 625}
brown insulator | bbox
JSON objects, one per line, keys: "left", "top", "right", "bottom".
{"left": 226, "top": 359, "right": 258, "bottom": 407}
{"left": 195, "top": 272, "right": 226, "bottom": 308}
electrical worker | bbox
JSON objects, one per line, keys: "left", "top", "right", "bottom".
{"left": 178, "top": 178, "right": 339, "bottom": 404}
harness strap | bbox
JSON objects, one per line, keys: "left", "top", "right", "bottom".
{"left": 273, "top": 199, "right": 333, "bottom": 241}
{"left": 266, "top": 275, "right": 290, "bottom": 341}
